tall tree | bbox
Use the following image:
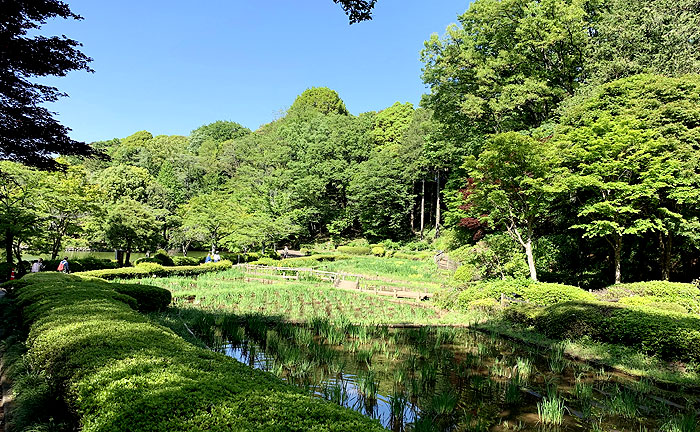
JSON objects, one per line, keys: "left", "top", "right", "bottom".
{"left": 1, "top": 0, "right": 99, "bottom": 169}
{"left": 463, "top": 132, "right": 556, "bottom": 281}
{"left": 421, "top": 0, "right": 593, "bottom": 145}
{"left": 103, "top": 198, "right": 162, "bottom": 266}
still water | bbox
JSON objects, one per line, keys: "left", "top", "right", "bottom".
{"left": 211, "top": 322, "right": 697, "bottom": 431}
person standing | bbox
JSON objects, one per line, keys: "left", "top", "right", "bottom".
{"left": 58, "top": 256, "right": 70, "bottom": 273}
{"left": 31, "top": 258, "right": 44, "bottom": 273}
{"left": 283, "top": 245, "right": 289, "bottom": 259}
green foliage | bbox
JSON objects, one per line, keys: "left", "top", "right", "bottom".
{"left": 76, "top": 260, "right": 232, "bottom": 280}
{"left": 337, "top": 246, "right": 371, "bottom": 255}
{"left": 111, "top": 283, "right": 172, "bottom": 312}
{"left": 42, "top": 257, "right": 119, "bottom": 273}
{"left": 450, "top": 233, "right": 529, "bottom": 282}
{"left": 598, "top": 281, "right": 700, "bottom": 313}
{"left": 288, "top": 87, "right": 349, "bottom": 116}
{"left": 587, "top": 0, "right": 700, "bottom": 83}
{"left": 467, "top": 298, "right": 501, "bottom": 313}
{"left": 13, "top": 273, "right": 384, "bottom": 432}
{"left": 532, "top": 301, "right": 700, "bottom": 362}
{"left": 371, "top": 246, "right": 385, "bottom": 257}
{"left": 188, "top": 120, "right": 251, "bottom": 154}
{"left": 457, "top": 279, "right": 595, "bottom": 311}
{"left": 171, "top": 256, "right": 200, "bottom": 266}
{"left": 370, "top": 102, "right": 414, "bottom": 145}
{"left": 134, "top": 251, "right": 174, "bottom": 267}
{"left": 422, "top": 0, "right": 590, "bottom": 140}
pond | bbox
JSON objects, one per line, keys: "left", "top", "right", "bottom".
{"left": 208, "top": 319, "right": 698, "bottom": 431}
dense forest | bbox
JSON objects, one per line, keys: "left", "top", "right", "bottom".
{"left": 2, "top": 0, "right": 700, "bottom": 290}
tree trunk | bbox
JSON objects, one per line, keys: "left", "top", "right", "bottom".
{"left": 613, "top": 235, "right": 622, "bottom": 284}
{"left": 434, "top": 172, "right": 441, "bottom": 238}
{"left": 5, "top": 229, "right": 12, "bottom": 265}
{"left": 523, "top": 239, "right": 538, "bottom": 282}
{"left": 660, "top": 232, "right": 672, "bottom": 281}
{"left": 125, "top": 250, "right": 131, "bottom": 267}
{"left": 420, "top": 179, "right": 425, "bottom": 240}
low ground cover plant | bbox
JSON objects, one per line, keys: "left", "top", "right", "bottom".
{"left": 10, "top": 272, "right": 384, "bottom": 432}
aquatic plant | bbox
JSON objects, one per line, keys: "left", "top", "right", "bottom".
{"left": 605, "top": 385, "right": 637, "bottom": 418}
{"left": 660, "top": 412, "right": 699, "bottom": 432}
{"left": 537, "top": 394, "right": 566, "bottom": 425}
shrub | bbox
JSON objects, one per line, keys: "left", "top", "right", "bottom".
{"left": 392, "top": 252, "right": 426, "bottom": 261}
{"left": 594, "top": 281, "right": 700, "bottom": 313}
{"left": 453, "top": 265, "right": 477, "bottom": 284}
{"left": 467, "top": 298, "right": 501, "bottom": 313}
{"left": 371, "top": 246, "right": 385, "bottom": 257}
{"left": 135, "top": 251, "right": 174, "bottom": 267}
{"left": 75, "top": 261, "right": 232, "bottom": 280}
{"left": 503, "top": 304, "right": 542, "bottom": 326}
{"left": 337, "top": 246, "right": 371, "bottom": 255}
{"left": 172, "top": 256, "right": 200, "bottom": 266}
{"left": 248, "top": 257, "right": 277, "bottom": 266}
{"left": 533, "top": 301, "right": 700, "bottom": 362}
{"left": 618, "top": 296, "right": 691, "bottom": 314}
{"left": 431, "top": 288, "right": 460, "bottom": 310}
{"left": 42, "top": 257, "right": 119, "bottom": 274}
{"left": 457, "top": 279, "right": 595, "bottom": 311}
{"left": 13, "top": 273, "right": 384, "bottom": 432}
{"left": 449, "top": 234, "right": 529, "bottom": 282}
{"left": 111, "top": 283, "right": 172, "bottom": 312}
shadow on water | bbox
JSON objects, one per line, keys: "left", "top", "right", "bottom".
{"left": 162, "top": 307, "right": 699, "bottom": 432}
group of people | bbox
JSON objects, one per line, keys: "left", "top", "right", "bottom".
{"left": 29, "top": 257, "right": 70, "bottom": 273}
{"left": 204, "top": 251, "right": 221, "bottom": 263}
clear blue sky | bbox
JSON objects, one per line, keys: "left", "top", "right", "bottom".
{"left": 39, "top": 0, "right": 468, "bottom": 143}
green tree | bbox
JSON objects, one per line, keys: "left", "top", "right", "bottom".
{"left": 587, "top": 0, "right": 700, "bottom": 83}
{"left": 463, "top": 132, "right": 556, "bottom": 281}
{"left": 288, "top": 87, "right": 349, "bottom": 116}
{"left": 371, "top": 102, "right": 414, "bottom": 145}
{"left": 179, "top": 192, "right": 235, "bottom": 253}
{"left": 36, "top": 160, "right": 99, "bottom": 259}
{"left": 0, "top": 162, "right": 40, "bottom": 272}
{"left": 1, "top": 0, "right": 98, "bottom": 169}
{"left": 421, "top": 0, "right": 593, "bottom": 142}
{"left": 555, "top": 74, "right": 700, "bottom": 282}
{"left": 188, "top": 121, "right": 251, "bottom": 154}
{"left": 103, "top": 198, "right": 162, "bottom": 266}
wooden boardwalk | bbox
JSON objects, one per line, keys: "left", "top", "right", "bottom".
{"left": 238, "top": 264, "right": 433, "bottom": 301}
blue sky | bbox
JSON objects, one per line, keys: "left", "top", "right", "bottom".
{"left": 39, "top": 0, "right": 468, "bottom": 143}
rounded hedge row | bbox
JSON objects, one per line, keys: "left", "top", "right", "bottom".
{"left": 336, "top": 246, "right": 371, "bottom": 255}
{"left": 595, "top": 281, "right": 700, "bottom": 313}
{"left": 456, "top": 279, "right": 596, "bottom": 310}
{"left": 75, "top": 260, "right": 232, "bottom": 280}
{"left": 527, "top": 301, "right": 700, "bottom": 362}
{"left": 15, "top": 273, "right": 384, "bottom": 432}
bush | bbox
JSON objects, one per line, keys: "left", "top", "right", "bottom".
{"left": 134, "top": 251, "right": 174, "bottom": 267}
{"left": 42, "top": 257, "right": 119, "bottom": 274}
{"left": 111, "top": 283, "right": 172, "bottom": 312}
{"left": 532, "top": 301, "right": 700, "bottom": 362}
{"left": 248, "top": 257, "right": 277, "bottom": 266}
{"left": 337, "top": 246, "right": 371, "bottom": 255}
{"left": 457, "top": 279, "right": 595, "bottom": 311}
{"left": 617, "top": 296, "right": 690, "bottom": 314}
{"left": 12, "top": 273, "right": 384, "bottom": 432}
{"left": 172, "top": 256, "right": 200, "bottom": 266}
{"left": 371, "top": 246, "right": 385, "bottom": 257}
{"left": 503, "top": 304, "right": 542, "bottom": 326}
{"left": 595, "top": 281, "right": 700, "bottom": 313}
{"left": 75, "top": 260, "right": 232, "bottom": 280}
{"left": 449, "top": 234, "right": 529, "bottom": 282}
{"left": 467, "top": 298, "right": 501, "bottom": 313}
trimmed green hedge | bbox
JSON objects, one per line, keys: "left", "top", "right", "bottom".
{"left": 42, "top": 257, "right": 119, "bottom": 273}
{"left": 14, "top": 273, "right": 384, "bottom": 432}
{"left": 336, "top": 246, "right": 371, "bottom": 255}
{"left": 75, "top": 260, "right": 232, "bottom": 280}
{"left": 457, "top": 279, "right": 595, "bottom": 310}
{"left": 112, "top": 283, "right": 172, "bottom": 312}
{"left": 528, "top": 301, "right": 700, "bottom": 362}
{"left": 249, "top": 254, "right": 352, "bottom": 268}
{"left": 596, "top": 281, "right": 700, "bottom": 313}
{"left": 172, "top": 256, "right": 200, "bottom": 266}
